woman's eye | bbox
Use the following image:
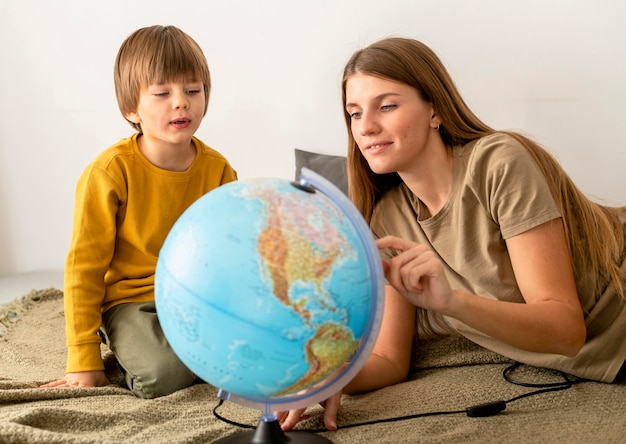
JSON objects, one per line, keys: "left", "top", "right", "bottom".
{"left": 349, "top": 111, "right": 362, "bottom": 119}
{"left": 381, "top": 104, "right": 396, "bottom": 111}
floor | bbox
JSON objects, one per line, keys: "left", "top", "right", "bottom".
{"left": 0, "top": 271, "right": 64, "bottom": 305}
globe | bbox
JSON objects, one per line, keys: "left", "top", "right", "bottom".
{"left": 155, "top": 168, "right": 384, "bottom": 443}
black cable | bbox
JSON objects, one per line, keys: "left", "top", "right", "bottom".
{"left": 212, "top": 362, "right": 587, "bottom": 433}
{"left": 502, "top": 362, "right": 584, "bottom": 404}
{"left": 503, "top": 362, "right": 581, "bottom": 388}
{"left": 213, "top": 399, "right": 255, "bottom": 429}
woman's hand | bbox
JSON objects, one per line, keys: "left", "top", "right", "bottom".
{"left": 277, "top": 391, "right": 343, "bottom": 431}
{"left": 40, "top": 371, "right": 110, "bottom": 389}
{"left": 377, "top": 235, "right": 455, "bottom": 314}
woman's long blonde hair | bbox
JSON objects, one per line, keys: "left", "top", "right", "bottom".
{"left": 341, "top": 37, "right": 624, "bottom": 300}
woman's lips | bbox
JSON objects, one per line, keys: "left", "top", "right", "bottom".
{"left": 365, "top": 142, "right": 392, "bottom": 154}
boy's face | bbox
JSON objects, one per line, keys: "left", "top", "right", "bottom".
{"left": 125, "top": 80, "right": 205, "bottom": 148}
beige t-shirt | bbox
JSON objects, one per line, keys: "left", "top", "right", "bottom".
{"left": 371, "top": 132, "right": 626, "bottom": 382}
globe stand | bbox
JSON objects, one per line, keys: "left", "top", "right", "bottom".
{"left": 156, "top": 170, "right": 385, "bottom": 444}
{"left": 214, "top": 406, "right": 333, "bottom": 444}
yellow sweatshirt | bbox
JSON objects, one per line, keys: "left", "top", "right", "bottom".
{"left": 64, "top": 134, "right": 237, "bottom": 373}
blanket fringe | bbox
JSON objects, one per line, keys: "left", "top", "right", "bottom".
{"left": 0, "top": 288, "right": 63, "bottom": 339}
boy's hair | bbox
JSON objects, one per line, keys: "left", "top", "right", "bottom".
{"left": 114, "top": 25, "right": 211, "bottom": 131}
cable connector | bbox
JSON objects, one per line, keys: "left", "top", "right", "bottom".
{"left": 465, "top": 400, "right": 506, "bottom": 417}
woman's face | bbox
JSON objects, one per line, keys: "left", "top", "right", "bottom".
{"left": 345, "top": 73, "right": 440, "bottom": 175}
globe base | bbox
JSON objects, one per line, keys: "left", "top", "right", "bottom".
{"left": 214, "top": 418, "right": 333, "bottom": 443}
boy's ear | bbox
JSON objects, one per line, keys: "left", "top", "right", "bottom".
{"left": 125, "top": 111, "right": 140, "bottom": 125}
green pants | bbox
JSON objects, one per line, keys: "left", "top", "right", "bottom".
{"left": 100, "top": 301, "right": 197, "bottom": 398}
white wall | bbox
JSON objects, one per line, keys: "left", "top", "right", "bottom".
{"left": 1, "top": 0, "right": 625, "bottom": 275}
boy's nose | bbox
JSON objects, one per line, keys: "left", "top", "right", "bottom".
{"left": 173, "top": 92, "right": 189, "bottom": 109}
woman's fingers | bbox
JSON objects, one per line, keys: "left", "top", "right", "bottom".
{"left": 377, "top": 236, "right": 453, "bottom": 311}
{"left": 277, "top": 391, "right": 343, "bottom": 432}
{"left": 322, "top": 393, "right": 342, "bottom": 431}
{"left": 378, "top": 236, "right": 430, "bottom": 293}
{"left": 279, "top": 408, "right": 308, "bottom": 431}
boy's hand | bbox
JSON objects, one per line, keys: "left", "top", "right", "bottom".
{"left": 40, "top": 371, "right": 110, "bottom": 389}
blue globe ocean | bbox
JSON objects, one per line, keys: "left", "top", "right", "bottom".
{"left": 155, "top": 174, "right": 381, "bottom": 403}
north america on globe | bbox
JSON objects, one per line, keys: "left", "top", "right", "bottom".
{"left": 247, "top": 184, "right": 359, "bottom": 394}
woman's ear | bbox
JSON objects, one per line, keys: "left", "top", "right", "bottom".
{"left": 430, "top": 110, "right": 441, "bottom": 130}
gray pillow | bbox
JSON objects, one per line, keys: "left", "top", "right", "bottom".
{"left": 294, "top": 149, "right": 348, "bottom": 195}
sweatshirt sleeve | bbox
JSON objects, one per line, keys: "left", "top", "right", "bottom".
{"left": 64, "top": 163, "right": 122, "bottom": 372}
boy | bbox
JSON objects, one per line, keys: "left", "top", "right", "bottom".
{"left": 41, "top": 25, "right": 237, "bottom": 398}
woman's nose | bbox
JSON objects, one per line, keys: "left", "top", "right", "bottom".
{"left": 358, "top": 112, "right": 380, "bottom": 136}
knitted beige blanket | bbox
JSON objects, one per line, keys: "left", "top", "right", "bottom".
{"left": 1, "top": 288, "right": 625, "bottom": 443}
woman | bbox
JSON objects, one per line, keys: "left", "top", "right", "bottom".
{"left": 279, "top": 37, "right": 626, "bottom": 431}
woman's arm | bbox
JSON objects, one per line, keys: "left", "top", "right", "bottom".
{"left": 378, "top": 218, "right": 586, "bottom": 357}
{"left": 278, "top": 283, "right": 416, "bottom": 431}
{"left": 461, "top": 217, "right": 585, "bottom": 356}
{"left": 343, "top": 284, "right": 416, "bottom": 394}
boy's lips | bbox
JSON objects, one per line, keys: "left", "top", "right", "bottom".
{"left": 170, "top": 118, "right": 191, "bottom": 128}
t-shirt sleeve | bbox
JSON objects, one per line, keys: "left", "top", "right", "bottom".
{"left": 469, "top": 134, "right": 562, "bottom": 239}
